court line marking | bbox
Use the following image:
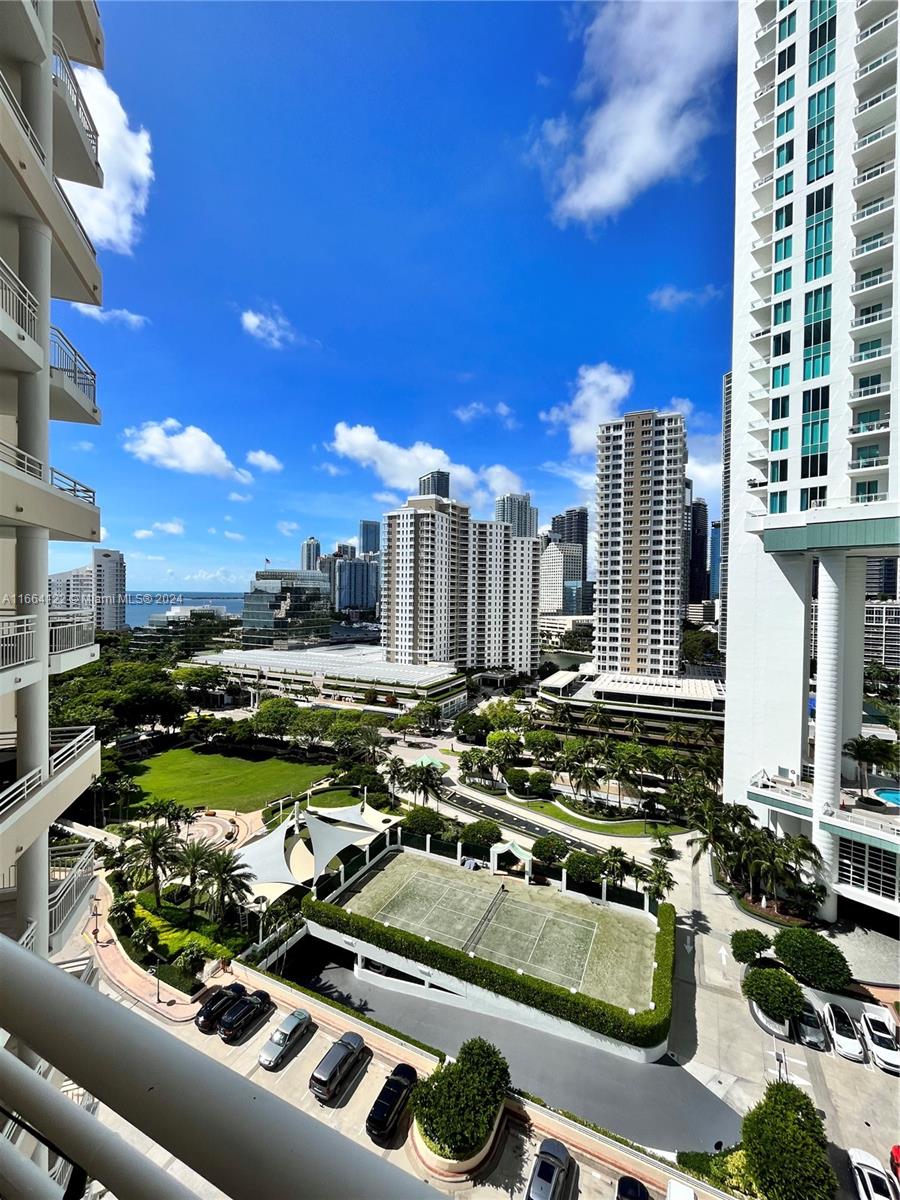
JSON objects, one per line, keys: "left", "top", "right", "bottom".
{"left": 576, "top": 922, "right": 597, "bottom": 993}
{"left": 524, "top": 915, "right": 550, "bottom": 967}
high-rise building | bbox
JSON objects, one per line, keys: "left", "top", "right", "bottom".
{"left": 49, "top": 548, "right": 126, "bottom": 631}
{"left": 594, "top": 410, "right": 687, "bottom": 676}
{"left": 335, "top": 541, "right": 356, "bottom": 561}
{"left": 300, "top": 536, "right": 320, "bottom": 571}
{"left": 381, "top": 495, "right": 538, "bottom": 674}
{"left": 718, "top": 371, "right": 732, "bottom": 651}
{"left": 550, "top": 506, "right": 588, "bottom": 581}
{"left": 689, "top": 498, "right": 710, "bottom": 603}
{"left": 241, "top": 569, "right": 332, "bottom": 649}
{"left": 494, "top": 492, "right": 538, "bottom": 538}
{"left": 681, "top": 478, "right": 693, "bottom": 615}
{"left": 358, "top": 519, "right": 381, "bottom": 555}
{"left": 539, "top": 541, "right": 583, "bottom": 614}
{"left": 709, "top": 521, "right": 722, "bottom": 601}
{"left": 866, "top": 556, "right": 899, "bottom": 599}
{"left": 334, "top": 557, "right": 379, "bottom": 612}
{"left": 723, "top": 0, "right": 899, "bottom": 921}
{"left": 418, "top": 469, "right": 450, "bottom": 498}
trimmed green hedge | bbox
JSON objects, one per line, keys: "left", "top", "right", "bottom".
{"left": 731, "top": 928, "right": 772, "bottom": 964}
{"left": 742, "top": 967, "right": 805, "bottom": 1023}
{"left": 302, "top": 895, "right": 676, "bottom": 1049}
{"left": 412, "top": 1038, "right": 509, "bottom": 1159}
{"left": 773, "top": 928, "right": 852, "bottom": 993}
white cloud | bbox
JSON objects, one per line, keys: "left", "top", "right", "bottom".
{"left": 132, "top": 551, "right": 165, "bottom": 562}
{"left": 495, "top": 401, "right": 518, "bottom": 431}
{"left": 224, "top": 515, "right": 233, "bottom": 522}
{"left": 329, "top": 422, "right": 523, "bottom": 502}
{"left": 648, "top": 284, "right": 723, "bottom": 312}
{"left": 373, "top": 491, "right": 401, "bottom": 506}
{"left": 453, "top": 401, "right": 518, "bottom": 430}
{"left": 133, "top": 528, "right": 153, "bottom": 540}
{"left": 228, "top": 491, "right": 252, "bottom": 503}
{"left": 277, "top": 521, "right": 299, "bottom": 537}
{"left": 240, "top": 305, "right": 321, "bottom": 352}
{"left": 207, "top": 527, "right": 217, "bottom": 534}
{"left": 317, "top": 462, "right": 346, "bottom": 477}
{"left": 530, "top": 2, "right": 735, "bottom": 224}
{"left": 540, "top": 361, "right": 634, "bottom": 455}
{"left": 67, "top": 67, "right": 153, "bottom": 253}
{"left": 687, "top": 432, "right": 723, "bottom": 502}
{"left": 669, "top": 397, "right": 695, "bottom": 418}
{"left": 123, "top": 418, "right": 253, "bottom": 484}
{"left": 536, "top": 72, "right": 552, "bottom": 89}
{"left": 71, "top": 440, "right": 94, "bottom": 452}
{"left": 99, "top": 525, "right": 108, "bottom": 542}
{"left": 70, "top": 304, "right": 148, "bottom": 328}
{"left": 185, "top": 567, "right": 248, "bottom": 584}
{"left": 153, "top": 519, "right": 184, "bottom": 536}
{"left": 223, "top": 530, "right": 245, "bottom": 542}
{"left": 541, "top": 459, "right": 596, "bottom": 495}
{"left": 245, "top": 449, "right": 283, "bottom": 473}
{"left": 453, "top": 401, "right": 488, "bottom": 424}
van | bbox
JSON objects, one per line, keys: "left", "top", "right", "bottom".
{"left": 308, "top": 1032, "right": 365, "bottom": 1102}
{"left": 666, "top": 1182, "right": 697, "bottom": 1200}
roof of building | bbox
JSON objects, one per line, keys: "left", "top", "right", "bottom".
{"left": 541, "top": 670, "right": 581, "bottom": 689}
{"left": 571, "top": 667, "right": 726, "bottom": 703}
{"left": 194, "top": 643, "right": 462, "bottom": 687}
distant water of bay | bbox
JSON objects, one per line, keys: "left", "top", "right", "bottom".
{"left": 125, "top": 591, "right": 243, "bottom": 628}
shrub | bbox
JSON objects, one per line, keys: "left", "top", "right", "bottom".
{"left": 464, "top": 819, "right": 503, "bottom": 850}
{"left": 564, "top": 850, "right": 603, "bottom": 884}
{"left": 401, "top": 807, "right": 444, "bottom": 837}
{"left": 503, "top": 767, "right": 530, "bottom": 795}
{"left": 530, "top": 834, "right": 568, "bottom": 866}
{"left": 528, "top": 769, "right": 554, "bottom": 798}
{"left": 412, "top": 1038, "right": 509, "bottom": 1159}
{"left": 742, "top": 1082, "right": 837, "bottom": 1200}
{"left": 742, "top": 967, "right": 805, "bottom": 1024}
{"left": 773, "top": 928, "right": 852, "bottom": 993}
{"left": 302, "top": 895, "right": 676, "bottom": 1049}
{"left": 731, "top": 928, "right": 772, "bottom": 964}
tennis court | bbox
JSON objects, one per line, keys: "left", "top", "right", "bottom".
{"left": 339, "top": 852, "right": 655, "bottom": 1008}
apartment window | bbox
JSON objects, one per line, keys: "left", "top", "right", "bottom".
{"left": 771, "top": 428, "right": 789, "bottom": 451}
{"left": 807, "top": 84, "right": 835, "bottom": 183}
{"left": 808, "top": 15, "right": 836, "bottom": 83}
{"left": 770, "top": 460, "right": 789, "bottom": 483}
{"left": 774, "top": 299, "right": 792, "bottom": 325}
{"left": 775, "top": 142, "right": 794, "bottom": 169}
{"left": 771, "top": 395, "right": 790, "bottom": 420}
{"left": 775, "top": 203, "right": 793, "bottom": 231}
{"left": 801, "top": 385, "right": 829, "bottom": 474}
{"left": 803, "top": 284, "right": 831, "bottom": 378}
{"left": 856, "top": 480, "right": 881, "bottom": 502}
{"left": 776, "top": 172, "right": 794, "bottom": 199}
{"left": 773, "top": 331, "right": 791, "bottom": 356}
{"left": 778, "top": 12, "right": 796, "bottom": 40}
{"left": 810, "top": 0, "right": 836, "bottom": 31}
{"left": 800, "top": 485, "right": 827, "bottom": 511}
{"left": 776, "top": 77, "right": 795, "bottom": 106}
{"left": 774, "top": 235, "right": 793, "bottom": 262}
{"left": 769, "top": 492, "right": 788, "bottom": 514}
{"left": 778, "top": 43, "right": 796, "bottom": 74}
{"left": 805, "top": 184, "right": 833, "bottom": 281}
{"left": 772, "top": 364, "right": 791, "bottom": 388}
{"left": 776, "top": 109, "right": 795, "bottom": 138}
{"left": 774, "top": 267, "right": 792, "bottom": 294}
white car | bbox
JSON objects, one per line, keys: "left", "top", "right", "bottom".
{"left": 860, "top": 1011, "right": 900, "bottom": 1074}
{"left": 823, "top": 1003, "right": 865, "bottom": 1062}
{"left": 848, "top": 1148, "right": 900, "bottom": 1200}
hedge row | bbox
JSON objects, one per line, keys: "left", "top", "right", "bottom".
{"left": 301, "top": 896, "right": 676, "bottom": 1049}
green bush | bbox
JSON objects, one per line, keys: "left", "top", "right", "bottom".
{"left": 401, "top": 807, "right": 444, "bottom": 837}
{"left": 742, "top": 1082, "right": 837, "bottom": 1200}
{"left": 731, "top": 928, "right": 772, "bottom": 964}
{"left": 503, "top": 767, "right": 530, "bottom": 795}
{"left": 564, "top": 850, "right": 603, "bottom": 884}
{"left": 530, "top": 834, "right": 568, "bottom": 866}
{"left": 528, "top": 770, "right": 554, "bottom": 798}
{"left": 302, "top": 895, "right": 676, "bottom": 1049}
{"left": 742, "top": 967, "right": 805, "bottom": 1023}
{"left": 463, "top": 819, "right": 503, "bottom": 850}
{"left": 412, "top": 1038, "right": 509, "bottom": 1159}
{"left": 773, "top": 928, "right": 852, "bottom": 993}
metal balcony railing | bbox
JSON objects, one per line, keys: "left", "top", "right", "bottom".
{"left": 852, "top": 306, "right": 892, "bottom": 327}
{"left": 857, "top": 11, "right": 898, "bottom": 45}
{"left": 0, "top": 256, "right": 38, "bottom": 341}
{"left": 851, "top": 491, "right": 889, "bottom": 503}
{"left": 0, "top": 69, "right": 46, "bottom": 164}
{"left": 54, "top": 179, "right": 96, "bottom": 256}
{"left": 850, "top": 348, "right": 891, "bottom": 366}
{"left": 48, "top": 839, "right": 95, "bottom": 937}
{"left": 852, "top": 269, "right": 893, "bottom": 292}
{"left": 849, "top": 456, "right": 889, "bottom": 470}
{"left": 855, "top": 122, "right": 896, "bottom": 152}
{"left": 51, "top": 38, "right": 98, "bottom": 157}
{"left": 856, "top": 85, "right": 897, "bottom": 117}
{"left": 49, "top": 326, "right": 97, "bottom": 404}
{"left": 0, "top": 437, "right": 96, "bottom": 505}
{"left": 853, "top": 233, "right": 894, "bottom": 257}
{"left": 49, "top": 611, "right": 94, "bottom": 654}
{"left": 850, "top": 417, "right": 891, "bottom": 433}
{"left": 0, "top": 615, "right": 36, "bottom": 671}
{"left": 0, "top": 726, "right": 96, "bottom": 823}
{"left": 855, "top": 160, "right": 895, "bottom": 186}
{"left": 856, "top": 49, "right": 898, "bottom": 81}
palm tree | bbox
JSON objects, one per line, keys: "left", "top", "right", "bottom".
{"left": 666, "top": 721, "right": 689, "bottom": 750}
{"left": 687, "top": 796, "right": 734, "bottom": 867}
{"left": 556, "top": 703, "right": 579, "bottom": 736}
{"left": 124, "top": 825, "right": 182, "bottom": 908}
{"left": 175, "top": 838, "right": 215, "bottom": 922}
{"left": 568, "top": 760, "right": 599, "bottom": 809}
{"left": 404, "top": 763, "right": 445, "bottom": 812}
{"left": 201, "top": 849, "right": 254, "bottom": 923}
{"left": 586, "top": 703, "right": 612, "bottom": 737}
{"left": 383, "top": 755, "right": 407, "bottom": 806}
{"left": 355, "top": 725, "right": 385, "bottom": 766}
{"left": 600, "top": 846, "right": 628, "bottom": 888}
{"left": 843, "top": 735, "right": 894, "bottom": 800}
{"left": 780, "top": 833, "right": 823, "bottom": 883}
{"left": 624, "top": 715, "right": 645, "bottom": 743}
{"left": 644, "top": 860, "right": 675, "bottom": 902}
{"left": 749, "top": 832, "right": 790, "bottom": 913}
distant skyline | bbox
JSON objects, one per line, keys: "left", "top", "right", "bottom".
{"left": 50, "top": 2, "right": 736, "bottom": 589}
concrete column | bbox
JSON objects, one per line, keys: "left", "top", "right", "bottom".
{"left": 841, "top": 557, "right": 867, "bottom": 777}
{"left": 812, "top": 551, "right": 845, "bottom": 923}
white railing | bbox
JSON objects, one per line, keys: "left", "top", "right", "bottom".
{"left": 851, "top": 491, "right": 889, "bottom": 503}
{"left": 849, "top": 456, "right": 889, "bottom": 470}
{"left": 0, "top": 727, "right": 95, "bottom": 822}
{"left": 54, "top": 178, "right": 96, "bottom": 256}
{"left": 856, "top": 86, "right": 897, "bottom": 117}
{"left": 0, "top": 256, "right": 38, "bottom": 341}
{"left": 853, "top": 233, "right": 894, "bottom": 257}
{"left": 51, "top": 38, "right": 98, "bottom": 156}
{"left": 50, "top": 726, "right": 96, "bottom": 774}
{"left": 753, "top": 171, "right": 774, "bottom": 190}
{"left": 48, "top": 466, "right": 96, "bottom": 505}
{"left": 754, "top": 79, "right": 776, "bottom": 100}
{"left": 856, "top": 10, "right": 898, "bottom": 43}
{"left": 753, "top": 141, "right": 774, "bottom": 160}
{"left": 855, "top": 159, "right": 895, "bottom": 186}
{"left": 755, "top": 48, "right": 776, "bottom": 69}
{"left": 829, "top": 805, "right": 900, "bottom": 838}
{"left": 851, "top": 380, "right": 891, "bottom": 396}
{"left": 852, "top": 269, "right": 893, "bottom": 292}
{"left": 0, "top": 68, "right": 46, "bottom": 163}
{"left": 0, "top": 436, "right": 96, "bottom": 504}
{"left": 850, "top": 346, "right": 890, "bottom": 364}
{"left": 50, "top": 327, "right": 97, "bottom": 404}
{"left": 855, "top": 122, "right": 896, "bottom": 152}
{"left": 48, "top": 840, "right": 95, "bottom": 937}
{"left": 749, "top": 770, "right": 811, "bottom": 802}
{"left": 849, "top": 417, "right": 891, "bottom": 433}
{"left": 17, "top": 920, "right": 36, "bottom": 953}
{"left": 852, "top": 306, "right": 892, "bottom": 327}
{"left": 49, "top": 611, "right": 94, "bottom": 654}
{"left": 0, "top": 615, "right": 36, "bottom": 671}
{"left": 856, "top": 49, "right": 898, "bottom": 81}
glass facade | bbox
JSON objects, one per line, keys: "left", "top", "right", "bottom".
{"left": 241, "top": 570, "right": 332, "bottom": 649}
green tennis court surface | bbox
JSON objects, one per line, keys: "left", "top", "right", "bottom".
{"left": 339, "top": 852, "right": 655, "bottom": 1009}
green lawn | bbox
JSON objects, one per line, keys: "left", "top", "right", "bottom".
{"left": 132, "top": 748, "right": 331, "bottom": 812}
{"left": 308, "top": 788, "right": 359, "bottom": 809}
{"left": 507, "top": 793, "right": 685, "bottom": 838}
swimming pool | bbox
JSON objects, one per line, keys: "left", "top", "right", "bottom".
{"left": 874, "top": 788, "right": 900, "bottom": 806}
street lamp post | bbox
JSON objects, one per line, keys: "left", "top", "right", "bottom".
{"left": 91, "top": 905, "right": 100, "bottom": 943}
{"left": 148, "top": 965, "right": 161, "bottom": 1004}
{"left": 255, "top": 897, "right": 267, "bottom": 947}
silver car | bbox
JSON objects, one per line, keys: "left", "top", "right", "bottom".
{"left": 258, "top": 1009, "right": 311, "bottom": 1070}
{"left": 525, "top": 1138, "right": 571, "bottom": 1200}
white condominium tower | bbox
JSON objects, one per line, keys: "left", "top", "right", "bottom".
{"left": 49, "top": 547, "right": 126, "bottom": 631}
{"left": 381, "top": 493, "right": 539, "bottom": 675}
{"left": 539, "top": 540, "right": 583, "bottom": 613}
{"left": 724, "top": 0, "right": 899, "bottom": 920}
{"left": 494, "top": 491, "right": 538, "bottom": 538}
{"left": 594, "top": 410, "right": 687, "bottom": 677}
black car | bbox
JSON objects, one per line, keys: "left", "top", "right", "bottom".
{"left": 195, "top": 983, "right": 246, "bottom": 1033}
{"left": 365, "top": 1063, "right": 417, "bottom": 1142}
{"left": 615, "top": 1178, "right": 650, "bottom": 1200}
{"left": 309, "top": 1032, "right": 366, "bottom": 1103}
{"left": 218, "top": 989, "right": 271, "bottom": 1043}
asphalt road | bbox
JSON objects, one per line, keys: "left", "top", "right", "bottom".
{"left": 443, "top": 788, "right": 609, "bottom": 854}
{"left": 283, "top": 943, "right": 743, "bottom": 1154}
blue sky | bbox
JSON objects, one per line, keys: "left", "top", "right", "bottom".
{"left": 51, "top": 1, "right": 737, "bottom": 590}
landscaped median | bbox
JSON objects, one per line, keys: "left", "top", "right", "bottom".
{"left": 301, "top": 894, "right": 676, "bottom": 1055}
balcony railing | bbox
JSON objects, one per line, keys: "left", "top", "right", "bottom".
{"left": 51, "top": 38, "right": 98, "bottom": 156}
{"left": 850, "top": 346, "right": 891, "bottom": 364}
{"left": 852, "top": 269, "right": 893, "bottom": 292}
{"left": 0, "top": 726, "right": 96, "bottom": 823}
{"left": 49, "top": 611, "right": 95, "bottom": 654}
{"left": 0, "top": 438, "right": 95, "bottom": 505}
{"left": 853, "top": 233, "right": 894, "bottom": 257}
{"left": 851, "top": 381, "right": 891, "bottom": 398}
{"left": 849, "top": 456, "right": 889, "bottom": 470}
{"left": 49, "top": 326, "right": 97, "bottom": 404}
{"left": 854, "top": 159, "right": 895, "bottom": 186}
{"left": 850, "top": 417, "right": 891, "bottom": 433}
{"left": 0, "top": 256, "right": 38, "bottom": 341}
{"left": 0, "top": 615, "right": 36, "bottom": 671}
{"left": 857, "top": 11, "right": 898, "bottom": 45}
{"left": 0, "top": 68, "right": 46, "bottom": 164}
{"left": 852, "top": 306, "right": 892, "bottom": 327}
{"left": 48, "top": 838, "right": 95, "bottom": 937}
{"left": 855, "top": 122, "right": 896, "bottom": 152}
{"left": 856, "top": 49, "right": 898, "bottom": 81}
{"left": 54, "top": 179, "right": 96, "bottom": 256}
{"left": 856, "top": 86, "right": 897, "bottom": 117}
{"left": 851, "top": 491, "right": 889, "bottom": 503}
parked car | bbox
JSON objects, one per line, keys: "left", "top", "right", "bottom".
{"left": 258, "top": 1009, "right": 311, "bottom": 1069}
{"left": 823, "top": 1003, "right": 865, "bottom": 1062}
{"left": 309, "top": 1032, "right": 366, "bottom": 1103}
{"left": 849, "top": 1147, "right": 900, "bottom": 1200}
{"left": 524, "top": 1138, "right": 571, "bottom": 1200}
{"left": 194, "top": 983, "right": 246, "bottom": 1033}
{"left": 616, "top": 1178, "right": 651, "bottom": 1200}
{"left": 217, "top": 989, "right": 271, "bottom": 1043}
{"left": 792, "top": 1002, "right": 828, "bottom": 1051}
{"left": 365, "top": 1063, "right": 417, "bottom": 1142}
{"left": 860, "top": 1011, "right": 900, "bottom": 1074}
